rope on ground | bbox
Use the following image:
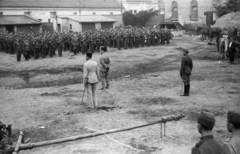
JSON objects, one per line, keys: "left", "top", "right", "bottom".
{"left": 85, "top": 127, "right": 145, "bottom": 152}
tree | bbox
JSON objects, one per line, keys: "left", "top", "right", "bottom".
{"left": 214, "top": 0, "right": 240, "bottom": 17}
{"left": 122, "top": 9, "right": 159, "bottom": 27}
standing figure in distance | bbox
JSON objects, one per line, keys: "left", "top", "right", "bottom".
{"left": 191, "top": 110, "right": 225, "bottom": 154}
{"left": 83, "top": 53, "right": 99, "bottom": 109}
{"left": 99, "top": 47, "right": 110, "bottom": 90}
{"left": 180, "top": 48, "right": 193, "bottom": 96}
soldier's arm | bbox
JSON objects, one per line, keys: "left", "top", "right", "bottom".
{"left": 96, "top": 64, "right": 100, "bottom": 81}
{"left": 100, "top": 57, "right": 107, "bottom": 69}
{"left": 180, "top": 57, "right": 185, "bottom": 76}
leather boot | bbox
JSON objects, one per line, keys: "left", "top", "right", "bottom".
{"left": 185, "top": 85, "right": 190, "bottom": 96}
{"left": 180, "top": 85, "right": 187, "bottom": 96}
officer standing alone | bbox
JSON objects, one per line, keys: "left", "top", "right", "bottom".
{"left": 180, "top": 48, "right": 193, "bottom": 96}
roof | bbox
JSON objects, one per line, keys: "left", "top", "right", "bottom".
{"left": 0, "top": 0, "right": 122, "bottom": 8}
{"left": 59, "top": 15, "right": 117, "bottom": 23}
{"left": 0, "top": 15, "right": 42, "bottom": 25}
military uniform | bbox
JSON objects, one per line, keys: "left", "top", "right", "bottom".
{"left": 223, "top": 111, "right": 240, "bottom": 154}
{"left": 192, "top": 110, "right": 225, "bottom": 154}
{"left": 180, "top": 49, "right": 193, "bottom": 96}
{"left": 192, "top": 135, "right": 225, "bottom": 154}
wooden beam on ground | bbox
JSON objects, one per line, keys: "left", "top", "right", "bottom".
{"left": 13, "top": 114, "right": 185, "bottom": 151}
{"left": 12, "top": 131, "right": 23, "bottom": 154}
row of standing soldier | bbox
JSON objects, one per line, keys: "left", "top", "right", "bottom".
{"left": 0, "top": 26, "right": 172, "bottom": 62}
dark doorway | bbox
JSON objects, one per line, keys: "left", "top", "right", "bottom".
{"left": 6, "top": 25, "right": 14, "bottom": 33}
{"left": 82, "top": 23, "right": 95, "bottom": 32}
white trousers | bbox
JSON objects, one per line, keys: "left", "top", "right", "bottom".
{"left": 86, "top": 82, "right": 98, "bottom": 108}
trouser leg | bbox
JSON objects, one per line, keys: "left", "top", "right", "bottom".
{"left": 92, "top": 83, "right": 97, "bottom": 108}
{"left": 106, "top": 71, "right": 109, "bottom": 88}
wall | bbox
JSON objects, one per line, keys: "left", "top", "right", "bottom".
{"left": 0, "top": 8, "right": 122, "bottom": 23}
{"left": 0, "top": 26, "right": 6, "bottom": 32}
{"left": 164, "top": 0, "right": 228, "bottom": 27}
{"left": 42, "top": 22, "right": 54, "bottom": 32}
{"left": 17, "top": 24, "right": 41, "bottom": 33}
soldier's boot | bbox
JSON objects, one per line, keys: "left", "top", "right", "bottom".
{"left": 180, "top": 85, "right": 187, "bottom": 96}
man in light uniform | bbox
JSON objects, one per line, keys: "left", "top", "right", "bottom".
{"left": 83, "top": 53, "right": 99, "bottom": 109}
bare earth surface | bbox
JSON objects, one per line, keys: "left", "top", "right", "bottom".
{"left": 0, "top": 35, "right": 240, "bottom": 154}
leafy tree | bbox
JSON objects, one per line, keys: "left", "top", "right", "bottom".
{"left": 214, "top": 0, "right": 240, "bottom": 17}
{"left": 122, "top": 11, "right": 139, "bottom": 27}
{"left": 122, "top": 9, "right": 159, "bottom": 27}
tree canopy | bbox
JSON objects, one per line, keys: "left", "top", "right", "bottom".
{"left": 214, "top": 0, "right": 240, "bottom": 17}
{"left": 122, "top": 9, "right": 159, "bottom": 27}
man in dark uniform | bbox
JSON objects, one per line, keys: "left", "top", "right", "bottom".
{"left": 191, "top": 110, "right": 225, "bottom": 154}
{"left": 180, "top": 48, "right": 193, "bottom": 96}
{"left": 14, "top": 38, "right": 21, "bottom": 62}
{"left": 228, "top": 37, "right": 237, "bottom": 64}
{"left": 223, "top": 110, "right": 240, "bottom": 154}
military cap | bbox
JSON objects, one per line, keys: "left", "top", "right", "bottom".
{"left": 228, "top": 110, "right": 240, "bottom": 125}
{"left": 198, "top": 110, "right": 215, "bottom": 129}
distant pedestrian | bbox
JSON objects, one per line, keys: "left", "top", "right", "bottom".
{"left": 179, "top": 48, "right": 193, "bottom": 96}
{"left": 99, "top": 47, "right": 110, "bottom": 90}
{"left": 191, "top": 110, "right": 225, "bottom": 154}
{"left": 228, "top": 37, "right": 237, "bottom": 64}
{"left": 83, "top": 52, "right": 99, "bottom": 109}
{"left": 223, "top": 110, "right": 240, "bottom": 154}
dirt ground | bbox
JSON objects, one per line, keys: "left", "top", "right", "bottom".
{"left": 0, "top": 35, "right": 240, "bottom": 154}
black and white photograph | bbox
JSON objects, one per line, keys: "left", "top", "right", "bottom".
{"left": 0, "top": 0, "right": 240, "bottom": 153}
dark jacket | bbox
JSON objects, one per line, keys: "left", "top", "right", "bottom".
{"left": 192, "top": 135, "right": 225, "bottom": 154}
{"left": 228, "top": 41, "right": 237, "bottom": 54}
{"left": 180, "top": 54, "right": 193, "bottom": 76}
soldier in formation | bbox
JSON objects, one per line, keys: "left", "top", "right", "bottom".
{"left": 0, "top": 26, "right": 172, "bottom": 62}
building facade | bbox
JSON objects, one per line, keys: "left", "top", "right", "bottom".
{"left": 163, "top": 0, "right": 228, "bottom": 27}
{"left": 0, "top": 0, "right": 124, "bottom": 32}
{"left": 122, "top": 0, "right": 228, "bottom": 28}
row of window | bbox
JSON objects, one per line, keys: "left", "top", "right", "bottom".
{"left": 171, "top": 0, "right": 198, "bottom": 21}
{"left": 0, "top": 11, "right": 114, "bottom": 16}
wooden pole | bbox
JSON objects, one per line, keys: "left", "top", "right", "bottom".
{"left": 12, "top": 114, "right": 184, "bottom": 151}
{"left": 12, "top": 131, "right": 23, "bottom": 154}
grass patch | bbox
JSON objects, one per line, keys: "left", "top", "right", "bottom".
{"left": 134, "top": 96, "right": 176, "bottom": 106}
{"left": 129, "top": 138, "right": 160, "bottom": 154}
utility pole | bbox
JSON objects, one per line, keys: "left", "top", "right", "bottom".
{"left": 121, "top": 0, "right": 123, "bottom": 14}
{"left": 79, "top": 0, "right": 81, "bottom": 14}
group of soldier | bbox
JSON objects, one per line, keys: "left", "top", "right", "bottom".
{"left": 0, "top": 26, "right": 172, "bottom": 62}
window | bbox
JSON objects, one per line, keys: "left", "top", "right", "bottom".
{"left": 130, "top": 10, "right": 133, "bottom": 13}
{"left": 110, "top": 12, "right": 113, "bottom": 14}
{"left": 134, "top": 10, "right": 137, "bottom": 13}
{"left": 92, "top": 12, "right": 96, "bottom": 14}
{"left": 171, "top": 1, "right": 178, "bottom": 21}
{"left": 48, "top": 19, "right": 51, "bottom": 23}
{"left": 73, "top": 12, "right": 77, "bottom": 15}
{"left": 190, "top": 0, "right": 198, "bottom": 21}
{"left": 70, "top": 24, "right": 72, "bottom": 30}
{"left": 0, "top": 12, "right": 3, "bottom": 16}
